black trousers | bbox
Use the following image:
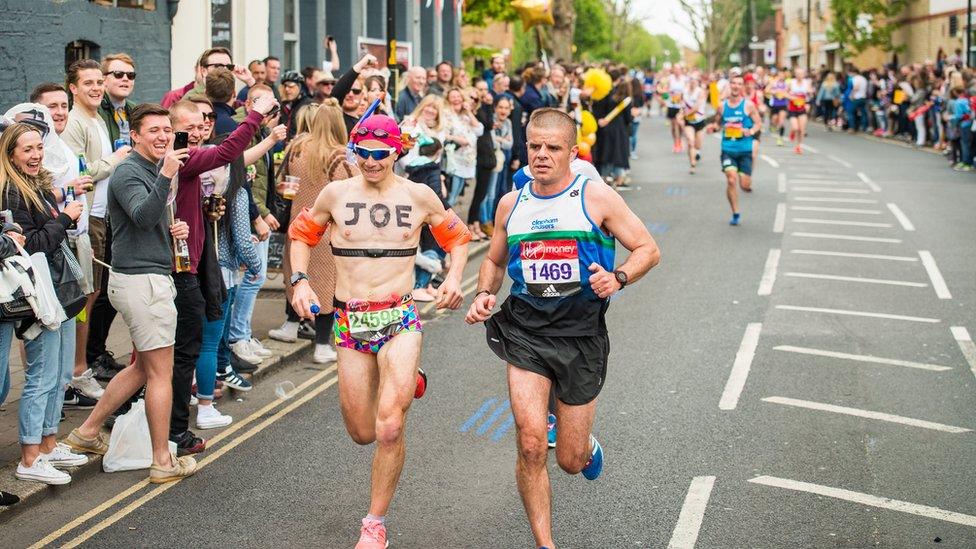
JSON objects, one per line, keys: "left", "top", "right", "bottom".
{"left": 86, "top": 219, "right": 119, "bottom": 364}
{"left": 284, "top": 301, "right": 334, "bottom": 345}
{"left": 468, "top": 166, "right": 494, "bottom": 224}
{"left": 170, "top": 272, "right": 205, "bottom": 437}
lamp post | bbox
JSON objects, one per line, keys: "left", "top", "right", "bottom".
{"left": 968, "top": 0, "right": 972, "bottom": 67}
{"left": 806, "top": 0, "right": 812, "bottom": 72}
{"left": 387, "top": 0, "right": 398, "bottom": 111}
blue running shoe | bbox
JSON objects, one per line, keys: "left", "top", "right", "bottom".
{"left": 581, "top": 435, "right": 603, "bottom": 480}
{"left": 729, "top": 212, "right": 741, "bottom": 226}
{"left": 547, "top": 414, "right": 557, "bottom": 448}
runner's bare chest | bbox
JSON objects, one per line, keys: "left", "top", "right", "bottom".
{"left": 329, "top": 183, "right": 426, "bottom": 249}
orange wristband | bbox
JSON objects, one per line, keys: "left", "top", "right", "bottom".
{"left": 430, "top": 211, "right": 471, "bottom": 252}
{"left": 288, "top": 207, "right": 328, "bottom": 247}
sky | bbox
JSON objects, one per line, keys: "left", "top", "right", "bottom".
{"left": 633, "top": 0, "right": 697, "bottom": 50}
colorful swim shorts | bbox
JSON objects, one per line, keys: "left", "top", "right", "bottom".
{"left": 333, "top": 294, "right": 423, "bottom": 354}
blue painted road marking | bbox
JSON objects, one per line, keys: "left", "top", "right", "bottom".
{"left": 491, "top": 413, "right": 516, "bottom": 442}
{"left": 460, "top": 398, "right": 498, "bottom": 433}
{"left": 665, "top": 186, "right": 689, "bottom": 196}
{"left": 647, "top": 222, "right": 669, "bottom": 234}
{"left": 476, "top": 399, "right": 511, "bottom": 435}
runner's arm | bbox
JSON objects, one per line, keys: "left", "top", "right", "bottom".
{"left": 422, "top": 185, "right": 469, "bottom": 310}
{"left": 466, "top": 191, "right": 516, "bottom": 324}
{"left": 747, "top": 103, "right": 763, "bottom": 135}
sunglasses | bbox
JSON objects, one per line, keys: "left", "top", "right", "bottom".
{"left": 205, "top": 63, "right": 235, "bottom": 71}
{"left": 353, "top": 146, "right": 395, "bottom": 161}
{"left": 318, "top": 81, "right": 336, "bottom": 86}
{"left": 105, "top": 70, "right": 137, "bottom": 80}
{"left": 353, "top": 127, "right": 391, "bottom": 139}
{"left": 349, "top": 88, "right": 363, "bottom": 94}
{"left": 201, "top": 112, "right": 217, "bottom": 121}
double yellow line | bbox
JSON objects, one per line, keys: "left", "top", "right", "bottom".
{"left": 32, "top": 365, "right": 339, "bottom": 549}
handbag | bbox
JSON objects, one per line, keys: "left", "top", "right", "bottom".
{"left": 0, "top": 249, "right": 36, "bottom": 321}
{"left": 49, "top": 240, "right": 86, "bottom": 319}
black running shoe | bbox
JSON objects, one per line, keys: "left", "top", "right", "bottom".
{"left": 0, "top": 490, "right": 19, "bottom": 506}
{"left": 171, "top": 430, "right": 207, "bottom": 456}
{"left": 298, "top": 320, "right": 316, "bottom": 340}
{"left": 63, "top": 387, "right": 97, "bottom": 408}
{"left": 91, "top": 352, "right": 126, "bottom": 381}
{"left": 229, "top": 353, "right": 258, "bottom": 374}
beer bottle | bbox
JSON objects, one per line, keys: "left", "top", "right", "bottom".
{"left": 172, "top": 215, "right": 192, "bottom": 273}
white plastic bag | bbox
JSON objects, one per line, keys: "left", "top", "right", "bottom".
{"left": 103, "top": 399, "right": 152, "bottom": 472}
{"left": 27, "top": 251, "right": 66, "bottom": 330}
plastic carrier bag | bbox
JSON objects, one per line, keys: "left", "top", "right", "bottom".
{"left": 102, "top": 399, "right": 151, "bottom": 472}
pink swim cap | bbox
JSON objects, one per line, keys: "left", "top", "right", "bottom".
{"left": 350, "top": 114, "right": 403, "bottom": 154}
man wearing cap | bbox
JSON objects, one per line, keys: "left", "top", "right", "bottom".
{"left": 280, "top": 70, "right": 314, "bottom": 139}
{"left": 288, "top": 114, "right": 470, "bottom": 549}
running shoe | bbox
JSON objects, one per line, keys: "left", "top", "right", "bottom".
{"left": 16, "top": 457, "right": 71, "bottom": 485}
{"left": 218, "top": 365, "right": 254, "bottom": 390}
{"left": 313, "top": 344, "right": 338, "bottom": 364}
{"left": 171, "top": 430, "right": 206, "bottom": 456}
{"left": 63, "top": 387, "right": 97, "bottom": 408}
{"left": 581, "top": 435, "right": 604, "bottom": 480}
{"left": 230, "top": 339, "right": 263, "bottom": 365}
{"left": 794, "top": 145, "right": 802, "bottom": 155}
{"left": 91, "top": 351, "right": 126, "bottom": 381}
{"left": 42, "top": 442, "right": 89, "bottom": 468}
{"left": 414, "top": 368, "right": 428, "bottom": 399}
{"left": 547, "top": 414, "right": 557, "bottom": 448}
{"left": 196, "top": 404, "right": 232, "bottom": 430}
{"left": 248, "top": 338, "right": 274, "bottom": 358}
{"left": 269, "top": 321, "right": 299, "bottom": 343}
{"left": 776, "top": 136, "right": 783, "bottom": 147}
{"left": 70, "top": 368, "right": 105, "bottom": 399}
{"left": 298, "top": 320, "right": 316, "bottom": 340}
{"left": 355, "top": 517, "right": 389, "bottom": 548}
{"left": 729, "top": 212, "right": 741, "bottom": 226}
{"left": 0, "top": 490, "right": 19, "bottom": 506}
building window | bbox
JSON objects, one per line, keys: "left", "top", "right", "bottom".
{"left": 65, "top": 40, "right": 101, "bottom": 71}
{"left": 950, "top": 15, "right": 959, "bottom": 38}
{"left": 90, "top": 0, "right": 157, "bottom": 8}
{"left": 283, "top": 0, "right": 300, "bottom": 70}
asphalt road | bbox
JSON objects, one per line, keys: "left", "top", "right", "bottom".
{"left": 4, "top": 117, "right": 976, "bottom": 548}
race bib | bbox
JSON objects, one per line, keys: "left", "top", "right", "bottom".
{"left": 684, "top": 112, "right": 700, "bottom": 122}
{"left": 348, "top": 306, "right": 404, "bottom": 335}
{"left": 671, "top": 92, "right": 683, "bottom": 104}
{"left": 724, "top": 122, "right": 744, "bottom": 139}
{"left": 774, "top": 91, "right": 786, "bottom": 100}
{"left": 520, "top": 239, "right": 581, "bottom": 298}
{"left": 790, "top": 95, "right": 806, "bottom": 108}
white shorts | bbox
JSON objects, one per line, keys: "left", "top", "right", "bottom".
{"left": 107, "top": 271, "right": 177, "bottom": 352}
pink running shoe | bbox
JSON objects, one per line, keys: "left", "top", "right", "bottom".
{"left": 355, "top": 518, "right": 389, "bottom": 548}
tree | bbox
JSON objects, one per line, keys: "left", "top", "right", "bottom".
{"left": 462, "top": 0, "right": 518, "bottom": 26}
{"left": 676, "top": 0, "right": 749, "bottom": 70}
{"left": 827, "top": 0, "right": 910, "bottom": 57}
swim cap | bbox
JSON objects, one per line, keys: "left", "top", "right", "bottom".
{"left": 350, "top": 114, "right": 403, "bottom": 154}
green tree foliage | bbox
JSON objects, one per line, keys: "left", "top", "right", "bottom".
{"left": 462, "top": 0, "right": 518, "bottom": 26}
{"left": 827, "top": 0, "right": 910, "bottom": 56}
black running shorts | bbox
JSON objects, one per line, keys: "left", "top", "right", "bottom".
{"left": 667, "top": 107, "right": 681, "bottom": 119}
{"left": 486, "top": 312, "right": 610, "bottom": 405}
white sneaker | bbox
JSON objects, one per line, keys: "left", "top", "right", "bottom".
{"left": 230, "top": 339, "right": 263, "bottom": 365}
{"left": 196, "top": 404, "right": 233, "bottom": 430}
{"left": 16, "top": 457, "right": 71, "bottom": 485}
{"left": 42, "top": 442, "right": 89, "bottom": 468}
{"left": 248, "top": 338, "right": 273, "bottom": 358}
{"left": 70, "top": 369, "right": 104, "bottom": 400}
{"left": 414, "top": 253, "right": 443, "bottom": 274}
{"left": 313, "top": 344, "right": 338, "bottom": 364}
{"left": 268, "top": 321, "right": 299, "bottom": 343}
{"left": 189, "top": 395, "right": 199, "bottom": 406}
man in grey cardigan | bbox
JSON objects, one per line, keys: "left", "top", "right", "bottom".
{"left": 66, "top": 104, "right": 198, "bottom": 484}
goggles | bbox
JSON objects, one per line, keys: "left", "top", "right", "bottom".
{"left": 353, "top": 146, "right": 396, "bottom": 161}
{"left": 353, "top": 126, "right": 391, "bottom": 139}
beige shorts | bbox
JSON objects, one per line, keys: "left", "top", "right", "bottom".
{"left": 88, "top": 216, "right": 107, "bottom": 289}
{"left": 67, "top": 233, "right": 94, "bottom": 295}
{"left": 107, "top": 271, "right": 177, "bottom": 352}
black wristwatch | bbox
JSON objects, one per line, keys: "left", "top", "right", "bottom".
{"left": 613, "top": 269, "right": 628, "bottom": 289}
{"left": 290, "top": 271, "right": 309, "bottom": 286}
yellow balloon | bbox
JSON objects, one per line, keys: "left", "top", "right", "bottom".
{"left": 584, "top": 133, "right": 596, "bottom": 146}
{"left": 583, "top": 69, "right": 613, "bottom": 101}
{"left": 577, "top": 141, "right": 591, "bottom": 156}
{"left": 580, "top": 110, "right": 597, "bottom": 135}
{"left": 510, "top": 0, "right": 554, "bottom": 31}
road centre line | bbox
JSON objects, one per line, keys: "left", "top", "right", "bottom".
{"left": 748, "top": 476, "right": 976, "bottom": 527}
{"left": 793, "top": 197, "right": 878, "bottom": 204}
{"left": 918, "top": 251, "right": 951, "bottom": 299}
{"left": 773, "top": 345, "right": 951, "bottom": 372}
{"left": 667, "top": 476, "right": 717, "bottom": 549}
{"left": 950, "top": 327, "right": 976, "bottom": 381}
{"left": 790, "top": 206, "right": 881, "bottom": 214}
{"left": 762, "top": 396, "right": 971, "bottom": 433}
{"left": 790, "top": 249, "right": 918, "bottom": 262}
{"left": 32, "top": 366, "right": 340, "bottom": 548}
{"left": 777, "top": 172, "right": 786, "bottom": 193}
{"left": 773, "top": 204, "right": 785, "bottom": 233}
{"left": 791, "top": 218, "right": 892, "bottom": 228}
{"left": 761, "top": 154, "right": 779, "bottom": 168}
{"left": 791, "top": 232, "right": 902, "bottom": 243}
{"left": 757, "top": 249, "right": 780, "bottom": 296}
{"left": 51, "top": 370, "right": 341, "bottom": 549}
{"left": 776, "top": 305, "right": 940, "bottom": 323}
{"left": 783, "top": 272, "right": 928, "bottom": 288}
{"left": 886, "top": 203, "right": 916, "bottom": 231}
{"left": 719, "top": 323, "right": 762, "bottom": 410}
{"left": 792, "top": 187, "right": 871, "bottom": 194}
{"left": 827, "top": 154, "right": 853, "bottom": 168}
{"left": 800, "top": 143, "right": 820, "bottom": 153}
{"left": 857, "top": 171, "right": 882, "bottom": 192}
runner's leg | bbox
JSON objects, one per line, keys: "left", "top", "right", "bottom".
{"left": 684, "top": 125, "right": 696, "bottom": 169}
{"left": 337, "top": 347, "right": 380, "bottom": 444}
{"left": 508, "top": 364, "right": 554, "bottom": 548}
{"left": 552, "top": 398, "right": 598, "bottom": 474}
{"left": 725, "top": 168, "right": 739, "bottom": 214}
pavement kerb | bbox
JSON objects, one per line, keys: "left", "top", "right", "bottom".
{"left": 0, "top": 239, "right": 490, "bottom": 521}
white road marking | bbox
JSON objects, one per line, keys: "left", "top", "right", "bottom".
{"left": 719, "top": 323, "right": 762, "bottom": 410}
{"left": 792, "top": 172, "right": 848, "bottom": 179}
{"left": 791, "top": 232, "right": 902, "bottom": 243}
{"left": 788, "top": 179, "right": 857, "bottom": 185}
{"left": 918, "top": 251, "right": 951, "bottom": 299}
{"left": 950, "top": 327, "right": 976, "bottom": 381}
{"left": 791, "top": 218, "right": 892, "bottom": 228}
{"left": 773, "top": 345, "right": 951, "bottom": 372}
{"left": 758, "top": 249, "right": 780, "bottom": 296}
{"left": 760, "top": 154, "right": 780, "bottom": 168}
{"left": 668, "top": 476, "right": 717, "bottom": 549}
{"left": 773, "top": 203, "right": 786, "bottom": 233}
{"left": 790, "top": 206, "right": 881, "bottom": 214}
{"left": 790, "top": 249, "right": 918, "bottom": 262}
{"left": 827, "top": 154, "right": 853, "bottom": 168}
{"left": 886, "top": 203, "right": 915, "bottom": 231}
{"left": 777, "top": 172, "right": 786, "bottom": 193}
{"left": 857, "top": 171, "right": 882, "bottom": 192}
{"left": 748, "top": 476, "right": 976, "bottom": 527}
{"left": 762, "top": 396, "right": 971, "bottom": 433}
{"left": 783, "top": 272, "right": 928, "bottom": 288}
{"left": 792, "top": 187, "right": 871, "bottom": 194}
{"left": 800, "top": 143, "right": 820, "bottom": 153}
{"left": 793, "top": 197, "right": 878, "bottom": 204}
{"left": 776, "top": 304, "right": 940, "bottom": 323}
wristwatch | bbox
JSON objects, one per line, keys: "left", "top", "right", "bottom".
{"left": 613, "top": 269, "right": 628, "bottom": 289}
{"left": 290, "top": 271, "right": 309, "bottom": 286}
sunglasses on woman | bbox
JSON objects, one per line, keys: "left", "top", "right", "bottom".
{"left": 353, "top": 146, "right": 395, "bottom": 161}
{"left": 201, "top": 112, "right": 217, "bottom": 121}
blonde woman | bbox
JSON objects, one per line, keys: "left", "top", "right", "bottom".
{"left": 442, "top": 87, "right": 483, "bottom": 207}
{"left": 293, "top": 102, "right": 321, "bottom": 136}
{"left": 281, "top": 99, "right": 356, "bottom": 364}
{"left": 400, "top": 94, "right": 446, "bottom": 166}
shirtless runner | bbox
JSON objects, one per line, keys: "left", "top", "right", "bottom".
{"left": 288, "top": 114, "right": 470, "bottom": 548}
